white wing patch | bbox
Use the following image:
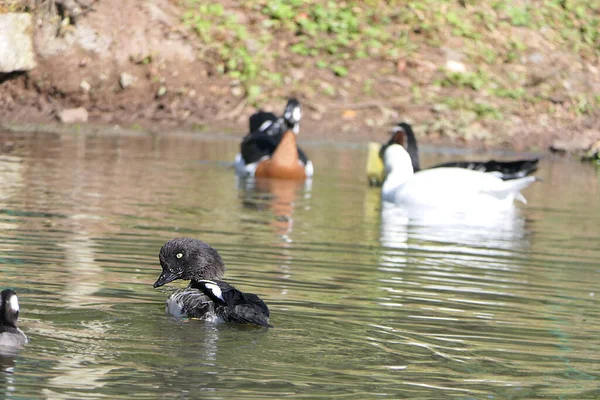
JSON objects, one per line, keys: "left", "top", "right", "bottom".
{"left": 258, "top": 120, "right": 274, "bottom": 132}
{"left": 204, "top": 281, "right": 224, "bottom": 302}
{"left": 9, "top": 295, "right": 19, "bottom": 313}
{"left": 292, "top": 106, "right": 301, "bottom": 122}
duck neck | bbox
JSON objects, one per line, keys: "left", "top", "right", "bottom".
{"left": 404, "top": 137, "right": 420, "bottom": 173}
{"left": 0, "top": 312, "right": 17, "bottom": 329}
{"left": 382, "top": 167, "right": 413, "bottom": 197}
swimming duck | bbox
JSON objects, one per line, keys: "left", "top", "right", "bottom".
{"left": 0, "top": 289, "right": 28, "bottom": 348}
{"left": 153, "top": 238, "right": 271, "bottom": 327}
{"left": 367, "top": 122, "right": 539, "bottom": 185}
{"left": 235, "top": 98, "right": 313, "bottom": 180}
{"left": 192, "top": 280, "right": 271, "bottom": 328}
{"left": 381, "top": 143, "right": 536, "bottom": 209}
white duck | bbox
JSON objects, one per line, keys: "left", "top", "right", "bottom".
{"left": 381, "top": 144, "right": 536, "bottom": 210}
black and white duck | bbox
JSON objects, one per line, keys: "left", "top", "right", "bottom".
{"left": 381, "top": 143, "right": 536, "bottom": 209}
{"left": 367, "top": 122, "right": 539, "bottom": 185}
{"left": 153, "top": 238, "right": 271, "bottom": 328}
{"left": 0, "top": 289, "right": 28, "bottom": 348}
{"left": 235, "top": 98, "right": 313, "bottom": 180}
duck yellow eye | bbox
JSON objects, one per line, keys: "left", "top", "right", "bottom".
{"left": 176, "top": 253, "right": 183, "bottom": 259}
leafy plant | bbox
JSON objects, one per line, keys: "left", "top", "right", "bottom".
{"left": 181, "top": 1, "right": 264, "bottom": 89}
{"left": 506, "top": 5, "right": 531, "bottom": 27}
{"left": 331, "top": 65, "right": 348, "bottom": 77}
{"left": 438, "top": 70, "right": 489, "bottom": 91}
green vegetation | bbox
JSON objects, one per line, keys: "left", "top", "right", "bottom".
{"left": 176, "top": 0, "right": 599, "bottom": 130}
{"left": 179, "top": 0, "right": 410, "bottom": 97}
{"left": 441, "top": 96, "right": 503, "bottom": 120}
{"left": 436, "top": 69, "right": 489, "bottom": 91}
{"left": 180, "top": 2, "right": 264, "bottom": 100}
{"left": 0, "top": 0, "right": 28, "bottom": 12}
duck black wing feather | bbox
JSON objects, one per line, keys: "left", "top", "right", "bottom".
{"left": 297, "top": 147, "right": 309, "bottom": 165}
{"left": 228, "top": 302, "right": 272, "bottom": 327}
{"left": 240, "top": 131, "right": 280, "bottom": 164}
{"left": 249, "top": 111, "right": 277, "bottom": 133}
{"left": 240, "top": 130, "right": 309, "bottom": 167}
{"left": 215, "top": 281, "right": 272, "bottom": 327}
{"left": 246, "top": 107, "right": 309, "bottom": 166}
{"left": 431, "top": 158, "right": 539, "bottom": 180}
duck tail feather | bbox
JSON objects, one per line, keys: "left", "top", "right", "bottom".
{"left": 515, "top": 192, "right": 527, "bottom": 204}
{"left": 506, "top": 175, "right": 537, "bottom": 193}
{"left": 484, "top": 175, "right": 537, "bottom": 201}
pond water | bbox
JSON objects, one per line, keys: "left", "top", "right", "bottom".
{"left": 0, "top": 128, "right": 599, "bottom": 399}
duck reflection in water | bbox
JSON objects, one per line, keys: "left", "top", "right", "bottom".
{"left": 380, "top": 201, "right": 530, "bottom": 254}
{"left": 237, "top": 177, "right": 311, "bottom": 242}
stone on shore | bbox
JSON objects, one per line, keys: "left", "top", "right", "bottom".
{"left": 0, "top": 13, "right": 37, "bottom": 73}
{"left": 119, "top": 72, "right": 136, "bottom": 89}
{"left": 58, "top": 107, "right": 89, "bottom": 124}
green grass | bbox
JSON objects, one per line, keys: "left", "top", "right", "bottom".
{"left": 176, "top": 0, "right": 599, "bottom": 125}
{"left": 0, "top": 0, "right": 27, "bottom": 12}
{"left": 442, "top": 96, "right": 503, "bottom": 119}
{"left": 436, "top": 69, "right": 489, "bottom": 91}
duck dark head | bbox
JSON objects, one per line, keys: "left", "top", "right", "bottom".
{"left": 1, "top": 289, "right": 20, "bottom": 328}
{"left": 282, "top": 98, "right": 302, "bottom": 134}
{"left": 388, "top": 122, "right": 420, "bottom": 173}
{"left": 154, "top": 238, "right": 226, "bottom": 288}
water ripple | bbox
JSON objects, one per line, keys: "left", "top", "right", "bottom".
{"left": 0, "top": 130, "right": 599, "bottom": 398}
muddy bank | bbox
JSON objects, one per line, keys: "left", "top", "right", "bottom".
{"left": 0, "top": 0, "right": 599, "bottom": 155}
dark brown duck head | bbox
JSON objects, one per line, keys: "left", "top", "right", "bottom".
{"left": 154, "top": 238, "right": 226, "bottom": 288}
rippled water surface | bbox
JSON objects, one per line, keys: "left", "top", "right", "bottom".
{"left": 0, "top": 128, "right": 599, "bottom": 399}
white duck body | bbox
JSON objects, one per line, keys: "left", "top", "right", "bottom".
{"left": 381, "top": 144, "right": 536, "bottom": 210}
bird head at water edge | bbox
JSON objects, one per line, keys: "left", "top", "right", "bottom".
{"left": 0, "top": 288, "right": 29, "bottom": 348}
{"left": 154, "top": 238, "right": 226, "bottom": 288}
{"left": 1, "top": 289, "right": 20, "bottom": 328}
{"left": 368, "top": 123, "right": 418, "bottom": 186}
{"left": 381, "top": 144, "right": 416, "bottom": 202}
{"left": 382, "top": 122, "right": 420, "bottom": 173}
{"left": 383, "top": 144, "right": 415, "bottom": 180}
{"left": 282, "top": 98, "right": 302, "bottom": 134}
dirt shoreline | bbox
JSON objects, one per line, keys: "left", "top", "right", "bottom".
{"left": 1, "top": 1, "right": 599, "bottom": 156}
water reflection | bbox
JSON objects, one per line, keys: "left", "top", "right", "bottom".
{"left": 45, "top": 233, "right": 113, "bottom": 395}
{"left": 237, "top": 177, "right": 311, "bottom": 242}
{"left": 0, "top": 354, "right": 17, "bottom": 398}
{"left": 380, "top": 201, "right": 530, "bottom": 251}
{"left": 0, "top": 155, "right": 23, "bottom": 232}
{"left": 235, "top": 176, "right": 313, "bottom": 299}
{"left": 0, "top": 129, "right": 599, "bottom": 398}
{"left": 375, "top": 195, "right": 537, "bottom": 385}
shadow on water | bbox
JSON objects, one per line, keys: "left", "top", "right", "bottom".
{"left": 0, "top": 128, "right": 599, "bottom": 398}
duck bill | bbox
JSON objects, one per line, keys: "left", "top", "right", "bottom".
{"left": 153, "top": 270, "right": 179, "bottom": 288}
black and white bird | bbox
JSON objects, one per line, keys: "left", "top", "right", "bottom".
{"left": 0, "top": 289, "right": 28, "bottom": 348}
{"left": 191, "top": 280, "right": 271, "bottom": 328}
{"left": 153, "top": 238, "right": 271, "bottom": 328}
{"left": 235, "top": 98, "right": 313, "bottom": 180}
{"left": 381, "top": 122, "right": 539, "bottom": 180}
{"left": 381, "top": 143, "right": 537, "bottom": 209}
